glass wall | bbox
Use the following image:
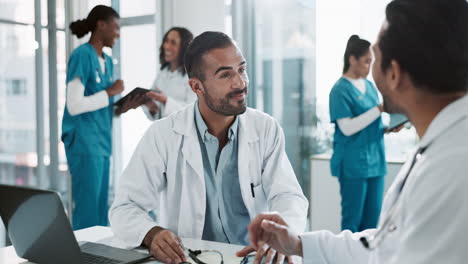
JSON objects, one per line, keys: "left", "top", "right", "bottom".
{"left": 119, "top": 24, "right": 157, "bottom": 169}
{"left": 233, "top": 0, "right": 316, "bottom": 193}
{"left": 0, "top": 0, "right": 66, "bottom": 247}
{"left": 0, "top": 24, "right": 37, "bottom": 186}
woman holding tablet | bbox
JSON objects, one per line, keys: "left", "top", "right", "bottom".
{"left": 329, "top": 35, "right": 402, "bottom": 232}
{"left": 62, "top": 5, "right": 145, "bottom": 230}
{"left": 143, "top": 27, "right": 196, "bottom": 119}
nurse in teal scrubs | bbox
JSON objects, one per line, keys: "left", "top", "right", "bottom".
{"left": 62, "top": 5, "right": 145, "bottom": 230}
{"left": 329, "top": 35, "right": 386, "bottom": 232}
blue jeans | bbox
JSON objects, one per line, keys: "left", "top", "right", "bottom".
{"left": 338, "top": 176, "right": 384, "bottom": 232}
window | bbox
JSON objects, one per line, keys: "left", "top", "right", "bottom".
{"left": 0, "top": 0, "right": 66, "bottom": 247}
{"left": 0, "top": 23, "right": 37, "bottom": 187}
{"left": 233, "top": 0, "right": 316, "bottom": 193}
{"left": 6, "top": 79, "right": 27, "bottom": 96}
{"left": 119, "top": 24, "right": 157, "bottom": 169}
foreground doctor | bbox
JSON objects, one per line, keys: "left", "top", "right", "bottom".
{"left": 110, "top": 31, "right": 308, "bottom": 263}
{"left": 242, "top": 0, "right": 468, "bottom": 263}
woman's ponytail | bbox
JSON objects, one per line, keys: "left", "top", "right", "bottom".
{"left": 69, "top": 19, "right": 90, "bottom": 38}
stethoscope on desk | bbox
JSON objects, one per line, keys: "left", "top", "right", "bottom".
{"left": 179, "top": 242, "right": 224, "bottom": 264}
{"left": 360, "top": 145, "right": 429, "bottom": 250}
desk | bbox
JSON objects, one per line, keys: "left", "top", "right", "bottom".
{"left": 0, "top": 226, "right": 301, "bottom": 264}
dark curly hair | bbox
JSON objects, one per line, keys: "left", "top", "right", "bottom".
{"left": 69, "top": 5, "right": 119, "bottom": 38}
{"left": 159, "top": 27, "right": 194, "bottom": 76}
{"left": 379, "top": 0, "right": 468, "bottom": 93}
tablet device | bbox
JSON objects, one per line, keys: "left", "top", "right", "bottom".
{"left": 114, "top": 87, "right": 150, "bottom": 107}
{"left": 388, "top": 113, "right": 409, "bottom": 130}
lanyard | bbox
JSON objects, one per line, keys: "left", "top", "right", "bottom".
{"left": 360, "top": 145, "right": 429, "bottom": 250}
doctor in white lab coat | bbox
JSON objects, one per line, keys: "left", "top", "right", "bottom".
{"left": 241, "top": 0, "right": 468, "bottom": 263}
{"left": 109, "top": 31, "right": 308, "bottom": 264}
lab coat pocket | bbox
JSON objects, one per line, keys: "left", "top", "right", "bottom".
{"left": 253, "top": 184, "right": 268, "bottom": 213}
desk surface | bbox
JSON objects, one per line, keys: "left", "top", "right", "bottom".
{"left": 0, "top": 226, "right": 300, "bottom": 264}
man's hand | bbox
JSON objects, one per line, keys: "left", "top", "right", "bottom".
{"left": 238, "top": 212, "right": 303, "bottom": 259}
{"left": 385, "top": 123, "right": 405, "bottom": 133}
{"left": 106, "top": 79, "right": 124, "bottom": 97}
{"left": 143, "top": 227, "right": 186, "bottom": 264}
{"left": 147, "top": 90, "right": 168, "bottom": 105}
{"left": 236, "top": 244, "right": 293, "bottom": 264}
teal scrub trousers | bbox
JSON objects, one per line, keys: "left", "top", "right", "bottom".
{"left": 67, "top": 153, "right": 110, "bottom": 230}
{"left": 338, "top": 176, "right": 384, "bottom": 232}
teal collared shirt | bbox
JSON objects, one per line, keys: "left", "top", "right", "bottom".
{"left": 194, "top": 103, "right": 250, "bottom": 245}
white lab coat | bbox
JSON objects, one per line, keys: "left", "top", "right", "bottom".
{"left": 142, "top": 67, "right": 197, "bottom": 120}
{"left": 110, "top": 103, "right": 308, "bottom": 248}
{"left": 301, "top": 95, "right": 468, "bottom": 264}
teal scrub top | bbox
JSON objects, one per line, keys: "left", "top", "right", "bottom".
{"left": 329, "top": 77, "right": 386, "bottom": 178}
{"left": 61, "top": 43, "right": 115, "bottom": 157}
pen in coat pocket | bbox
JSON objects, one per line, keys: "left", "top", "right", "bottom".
{"left": 250, "top": 183, "right": 255, "bottom": 198}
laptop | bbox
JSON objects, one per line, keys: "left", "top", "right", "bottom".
{"left": 0, "top": 184, "right": 151, "bottom": 264}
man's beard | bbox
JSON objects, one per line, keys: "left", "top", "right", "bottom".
{"left": 383, "top": 94, "right": 404, "bottom": 114}
{"left": 204, "top": 87, "right": 248, "bottom": 116}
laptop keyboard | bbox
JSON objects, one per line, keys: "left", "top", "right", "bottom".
{"left": 82, "top": 252, "right": 123, "bottom": 264}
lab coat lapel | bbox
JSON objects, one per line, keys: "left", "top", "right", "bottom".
{"left": 172, "top": 104, "right": 206, "bottom": 237}
{"left": 238, "top": 111, "right": 260, "bottom": 219}
{"left": 174, "top": 104, "right": 204, "bottom": 180}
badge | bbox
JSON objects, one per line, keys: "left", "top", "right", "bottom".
{"left": 96, "top": 69, "right": 101, "bottom": 83}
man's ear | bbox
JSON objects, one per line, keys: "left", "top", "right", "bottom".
{"left": 387, "top": 59, "right": 403, "bottom": 92}
{"left": 189, "top": 78, "right": 204, "bottom": 96}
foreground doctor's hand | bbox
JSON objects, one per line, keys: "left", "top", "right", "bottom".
{"left": 147, "top": 89, "right": 168, "bottom": 105}
{"left": 385, "top": 123, "right": 405, "bottom": 133}
{"left": 238, "top": 213, "right": 303, "bottom": 259}
{"left": 142, "top": 226, "right": 187, "bottom": 264}
{"left": 237, "top": 243, "right": 293, "bottom": 264}
{"left": 106, "top": 79, "right": 124, "bottom": 97}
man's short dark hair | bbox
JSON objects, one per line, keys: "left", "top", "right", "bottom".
{"left": 184, "top": 31, "right": 234, "bottom": 81}
{"left": 379, "top": 0, "right": 468, "bottom": 94}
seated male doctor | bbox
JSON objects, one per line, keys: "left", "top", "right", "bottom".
{"left": 109, "top": 31, "right": 308, "bottom": 264}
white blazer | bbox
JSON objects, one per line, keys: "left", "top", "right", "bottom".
{"left": 300, "top": 95, "right": 468, "bottom": 264}
{"left": 142, "top": 67, "right": 197, "bottom": 120}
{"left": 110, "top": 103, "right": 309, "bottom": 248}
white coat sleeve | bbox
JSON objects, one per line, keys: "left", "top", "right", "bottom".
{"left": 336, "top": 107, "right": 380, "bottom": 136}
{"left": 141, "top": 103, "right": 157, "bottom": 121}
{"left": 300, "top": 229, "right": 373, "bottom": 264}
{"left": 109, "top": 123, "right": 167, "bottom": 248}
{"left": 389, "top": 150, "right": 468, "bottom": 264}
{"left": 261, "top": 119, "right": 309, "bottom": 232}
{"left": 66, "top": 77, "right": 109, "bottom": 116}
{"left": 141, "top": 79, "right": 159, "bottom": 121}
{"left": 161, "top": 82, "right": 196, "bottom": 118}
